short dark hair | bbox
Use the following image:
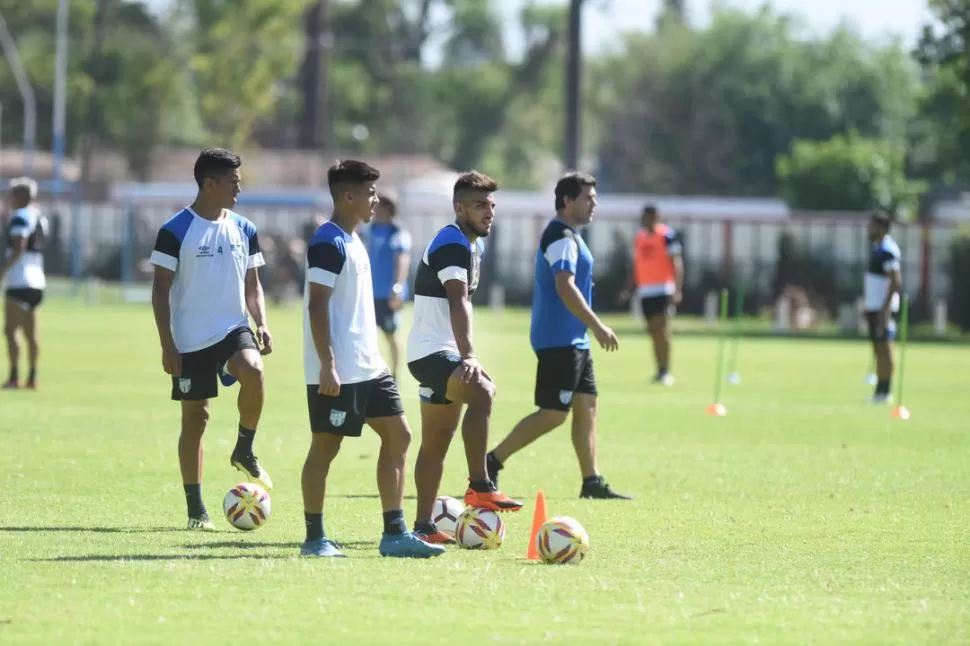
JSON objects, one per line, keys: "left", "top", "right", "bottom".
{"left": 193, "top": 148, "right": 241, "bottom": 189}
{"left": 554, "top": 172, "right": 597, "bottom": 210}
{"left": 377, "top": 191, "right": 397, "bottom": 217}
{"left": 870, "top": 211, "right": 893, "bottom": 231}
{"left": 327, "top": 160, "right": 381, "bottom": 200}
{"left": 642, "top": 204, "right": 658, "bottom": 217}
{"left": 453, "top": 171, "right": 498, "bottom": 203}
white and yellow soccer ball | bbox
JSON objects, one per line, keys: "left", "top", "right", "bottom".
{"left": 455, "top": 507, "right": 505, "bottom": 549}
{"left": 223, "top": 482, "right": 272, "bottom": 531}
{"left": 432, "top": 495, "right": 465, "bottom": 537}
{"left": 536, "top": 516, "right": 590, "bottom": 565}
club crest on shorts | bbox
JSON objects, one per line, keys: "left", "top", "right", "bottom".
{"left": 329, "top": 409, "right": 346, "bottom": 427}
{"left": 418, "top": 386, "right": 435, "bottom": 401}
{"left": 559, "top": 389, "right": 573, "bottom": 405}
{"left": 178, "top": 377, "right": 192, "bottom": 394}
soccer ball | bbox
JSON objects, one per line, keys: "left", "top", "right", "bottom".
{"left": 455, "top": 507, "right": 505, "bottom": 549}
{"left": 431, "top": 495, "right": 464, "bottom": 537}
{"left": 223, "top": 482, "right": 272, "bottom": 531}
{"left": 535, "top": 516, "right": 590, "bottom": 565}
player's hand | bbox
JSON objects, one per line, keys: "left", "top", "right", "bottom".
{"left": 881, "top": 306, "right": 892, "bottom": 326}
{"left": 672, "top": 290, "right": 683, "bottom": 306}
{"left": 256, "top": 326, "right": 274, "bottom": 355}
{"left": 593, "top": 323, "right": 619, "bottom": 352}
{"left": 161, "top": 343, "right": 182, "bottom": 375}
{"left": 318, "top": 365, "right": 341, "bottom": 397}
{"left": 388, "top": 294, "right": 402, "bottom": 311}
{"left": 459, "top": 355, "right": 483, "bottom": 384}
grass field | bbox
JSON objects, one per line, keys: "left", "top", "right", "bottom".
{"left": 2, "top": 297, "right": 969, "bottom": 645}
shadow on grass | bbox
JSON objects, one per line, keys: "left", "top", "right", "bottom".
{"left": 0, "top": 526, "right": 181, "bottom": 534}
{"left": 330, "top": 494, "right": 417, "bottom": 500}
{"left": 32, "top": 554, "right": 296, "bottom": 563}
{"left": 182, "top": 540, "right": 377, "bottom": 550}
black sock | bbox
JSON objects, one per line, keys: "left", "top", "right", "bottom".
{"left": 233, "top": 425, "right": 256, "bottom": 456}
{"left": 582, "top": 475, "right": 602, "bottom": 487}
{"left": 876, "top": 380, "right": 891, "bottom": 396}
{"left": 486, "top": 452, "right": 503, "bottom": 473}
{"left": 8, "top": 366, "right": 17, "bottom": 383}
{"left": 27, "top": 367, "right": 36, "bottom": 383}
{"left": 184, "top": 484, "right": 205, "bottom": 518}
{"left": 414, "top": 519, "right": 435, "bottom": 534}
{"left": 305, "top": 513, "right": 324, "bottom": 542}
{"left": 383, "top": 509, "right": 406, "bottom": 535}
{"left": 469, "top": 479, "right": 493, "bottom": 493}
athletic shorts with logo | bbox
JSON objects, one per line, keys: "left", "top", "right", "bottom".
{"left": 407, "top": 351, "right": 462, "bottom": 405}
{"left": 306, "top": 371, "right": 404, "bottom": 437}
{"left": 865, "top": 311, "right": 898, "bottom": 343}
{"left": 171, "top": 326, "right": 257, "bottom": 401}
{"left": 534, "top": 346, "right": 597, "bottom": 411}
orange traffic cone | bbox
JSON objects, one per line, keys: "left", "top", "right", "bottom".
{"left": 890, "top": 405, "right": 911, "bottom": 420}
{"left": 706, "top": 402, "right": 727, "bottom": 416}
{"left": 526, "top": 490, "right": 547, "bottom": 561}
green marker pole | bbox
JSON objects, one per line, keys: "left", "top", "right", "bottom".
{"left": 726, "top": 281, "right": 745, "bottom": 384}
{"left": 711, "top": 288, "right": 730, "bottom": 406}
{"left": 895, "top": 293, "right": 910, "bottom": 408}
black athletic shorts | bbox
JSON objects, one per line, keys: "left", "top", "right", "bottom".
{"left": 5, "top": 288, "right": 44, "bottom": 310}
{"left": 171, "top": 327, "right": 257, "bottom": 401}
{"left": 374, "top": 298, "right": 400, "bottom": 334}
{"left": 408, "top": 351, "right": 462, "bottom": 405}
{"left": 306, "top": 371, "right": 404, "bottom": 437}
{"left": 534, "top": 346, "right": 597, "bottom": 412}
{"left": 640, "top": 295, "right": 671, "bottom": 318}
{"left": 865, "top": 311, "right": 898, "bottom": 343}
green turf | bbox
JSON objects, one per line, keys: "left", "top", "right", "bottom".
{"left": 1, "top": 298, "right": 968, "bottom": 645}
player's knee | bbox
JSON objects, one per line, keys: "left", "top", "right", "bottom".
{"left": 181, "top": 404, "right": 210, "bottom": 433}
{"left": 236, "top": 358, "right": 264, "bottom": 389}
{"left": 467, "top": 380, "right": 495, "bottom": 413}
{"left": 3, "top": 322, "right": 16, "bottom": 338}
{"left": 539, "top": 408, "right": 569, "bottom": 428}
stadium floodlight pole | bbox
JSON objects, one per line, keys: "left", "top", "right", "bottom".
{"left": 0, "top": 10, "right": 37, "bottom": 176}
{"left": 52, "top": 0, "right": 70, "bottom": 199}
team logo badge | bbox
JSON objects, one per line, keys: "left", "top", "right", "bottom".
{"left": 559, "top": 390, "right": 573, "bottom": 405}
{"left": 179, "top": 377, "right": 192, "bottom": 394}
{"left": 419, "top": 386, "right": 435, "bottom": 401}
{"left": 329, "top": 409, "right": 346, "bottom": 427}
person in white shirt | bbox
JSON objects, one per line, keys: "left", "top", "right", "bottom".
{"left": 863, "top": 211, "right": 902, "bottom": 404}
{"left": 149, "top": 148, "right": 274, "bottom": 531}
{"left": 0, "top": 177, "right": 47, "bottom": 390}
{"left": 300, "top": 159, "right": 443, "bottom": 559}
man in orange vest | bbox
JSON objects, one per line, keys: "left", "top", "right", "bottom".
{"left": 621, "top": 205, "right": 683, "bottom": 385}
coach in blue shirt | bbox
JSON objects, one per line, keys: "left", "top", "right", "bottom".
{"left": 366, "top": 192, "right": 412, "bottom": 380}
{"left": 486, "top": 172, "right": 631, "bottom": 500}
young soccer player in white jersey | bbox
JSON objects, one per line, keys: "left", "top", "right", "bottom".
{"left": 0, "top": 177, "right": 48, "bottom": 390}
{"left": 149, "top": 148, "right": 274, "bottom": 531}
{"left": 407, "top": 171, "right": 522, "bottom": 546}
{"left": 300, "top": 160, "right": 444, "bottom": 559}
{"left": 864, "top": 211, "right": 902, "bottom": 404}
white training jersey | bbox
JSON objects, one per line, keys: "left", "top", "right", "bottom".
{"left": 4, "top": 206, "right": 47, "bottom": 290}
{"left": 863, "top": 234, "right": 901, "bottom": 313}
{"left": 304, "top": 220, "right": 387, "bottom": 386}
{"left": 149, "top": 207, "right": 265, "bottom": 353}
{"left": 407, "top": 223, "right": 485, "bottom": 362}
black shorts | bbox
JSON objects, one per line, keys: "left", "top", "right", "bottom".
{"left": 534, "top": 346, "right": 597, "bottom": 412}
{"left": 5, "top": 288, "right": 44, "bottom": 310}
{"left": 171, "top": 327, "right": 257, "bottom": 401}
{"left": 865, "top": 312, "right": 898, "bottom": 343}
{"left": 374, "top": 299, "right": 400, "bottom": 334}
{"left": 307, "top": 371, "right": 404, "bottom": 437}
{"left": 640, "top": 295, "right": 671, "bottom": 318}
{"left": 408, "top": 351, "right": 461, "bottom": 405}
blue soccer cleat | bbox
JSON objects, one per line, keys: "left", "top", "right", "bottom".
{"left": 379, "top": 531, "right": 446, "bottom": 559}
{"left": 218, "top": 361, "right": 237, "bottom": 387}
{"left": 300, "top": 537, "right": 346, "bottom": 558}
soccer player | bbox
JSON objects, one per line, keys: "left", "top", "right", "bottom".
{"left": 486, "top": 172, "right": 632, "bottom": 500}
{"left": 864, "top": 211, "right": 902, "bottom": 404}
{"left": 365, "top": 191, "right": 412, "bottom": 380}
{"left": 150, "top": 148, "right": 274, "bottom": 531}
{"left": 301, "top": 160, "right": 444, "bottom": 559}
{"left": 621, "top": 204, "right": 683, "bottom": 385}
{"left": 408, "top": 171, "right": 522, "bottom": 545}
{"left": 0, "top": 177, "right": 47, "bottom": 390}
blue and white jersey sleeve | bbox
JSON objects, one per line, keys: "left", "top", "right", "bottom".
{"left": 231, "top": 215, "right": 266, "bottom": 270}
{"left": 149, "top": 209, "right": 194, "bottom": 272}
{"left": 665, "top": 228, "right": 683, "bottom": 256}
{"left": 540, "top": 222, "right": 579, "bottom": 275}
{"left": 8, "top": 208, "right": 36, "bottom": 239}
{"left": 307, "top": 234, "right": 347, "bottom": 289}
{"left": 427, "top": 228, "right": 472, "bottom": 285}
{"left": 880, "top": 239, "right": 901, "bottom": 273}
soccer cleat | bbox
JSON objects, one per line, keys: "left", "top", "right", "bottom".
{"left": 869, "top": 393, "right": 893, "bottom": 405}
{"left": 379, "top": 531, "right": 446, "bottom": 558}
{"left": 653, "top": 373, "right": 675, "bottom": 386}
{"left": 414, "top": 528, "right": 457, "bottom": 545}
{"left": 218, "top": 362, "right": 237, "bottom": 387}
{"left": 230, "top": 453, "right": 273, "bottom": 491}
{"left": 464, "top": 482, "right": 523, "bottom": 512}
{"left": 24, "top": 380, "right": 37, "bottom": 391}
{"left": 301, "top": 537, "right": 346, "bottom": 558}
{"left": 186, "top": 515, "right": 217, "bottom": 531}
{"left": 580, "top": 476, "right": 633, "bottom": 500}
{"left": 2, "top": 380, "right": 18, "bottom": 390}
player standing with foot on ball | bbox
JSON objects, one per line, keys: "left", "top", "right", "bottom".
{"left": 300, "top": 160, "right": 444, "bottom": 559}
{"left": 150, "top": 148, "right": 274, "bottom": 531}
{"left": 408, "top": 171, "right": 522, "bottom": 546}
{"left": 486, "top": 172, "right": 632, "bottom": 500}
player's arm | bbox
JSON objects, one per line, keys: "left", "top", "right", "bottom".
{"left": 391, "top": 230, "right": 412, "bottom": 304}
{"left": 307, "top": 239, "right": 345, "bottom": 395}
{"left": 667, "top": 230, "right": 684, "bottom": 302}
{"left": 243, "top": 228, "right": 272, "bottom": 353}
{"left": 148, "top": 227, "right": 182, "bottom": 375}
{"left": 0, "top": 214, "right": 29, "bottom": 280}
{"left": 881, "top": 252, "right": 902, "bottom": 316}
{"left": 548, "top": 236, "right": 618, "bottom": 351}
